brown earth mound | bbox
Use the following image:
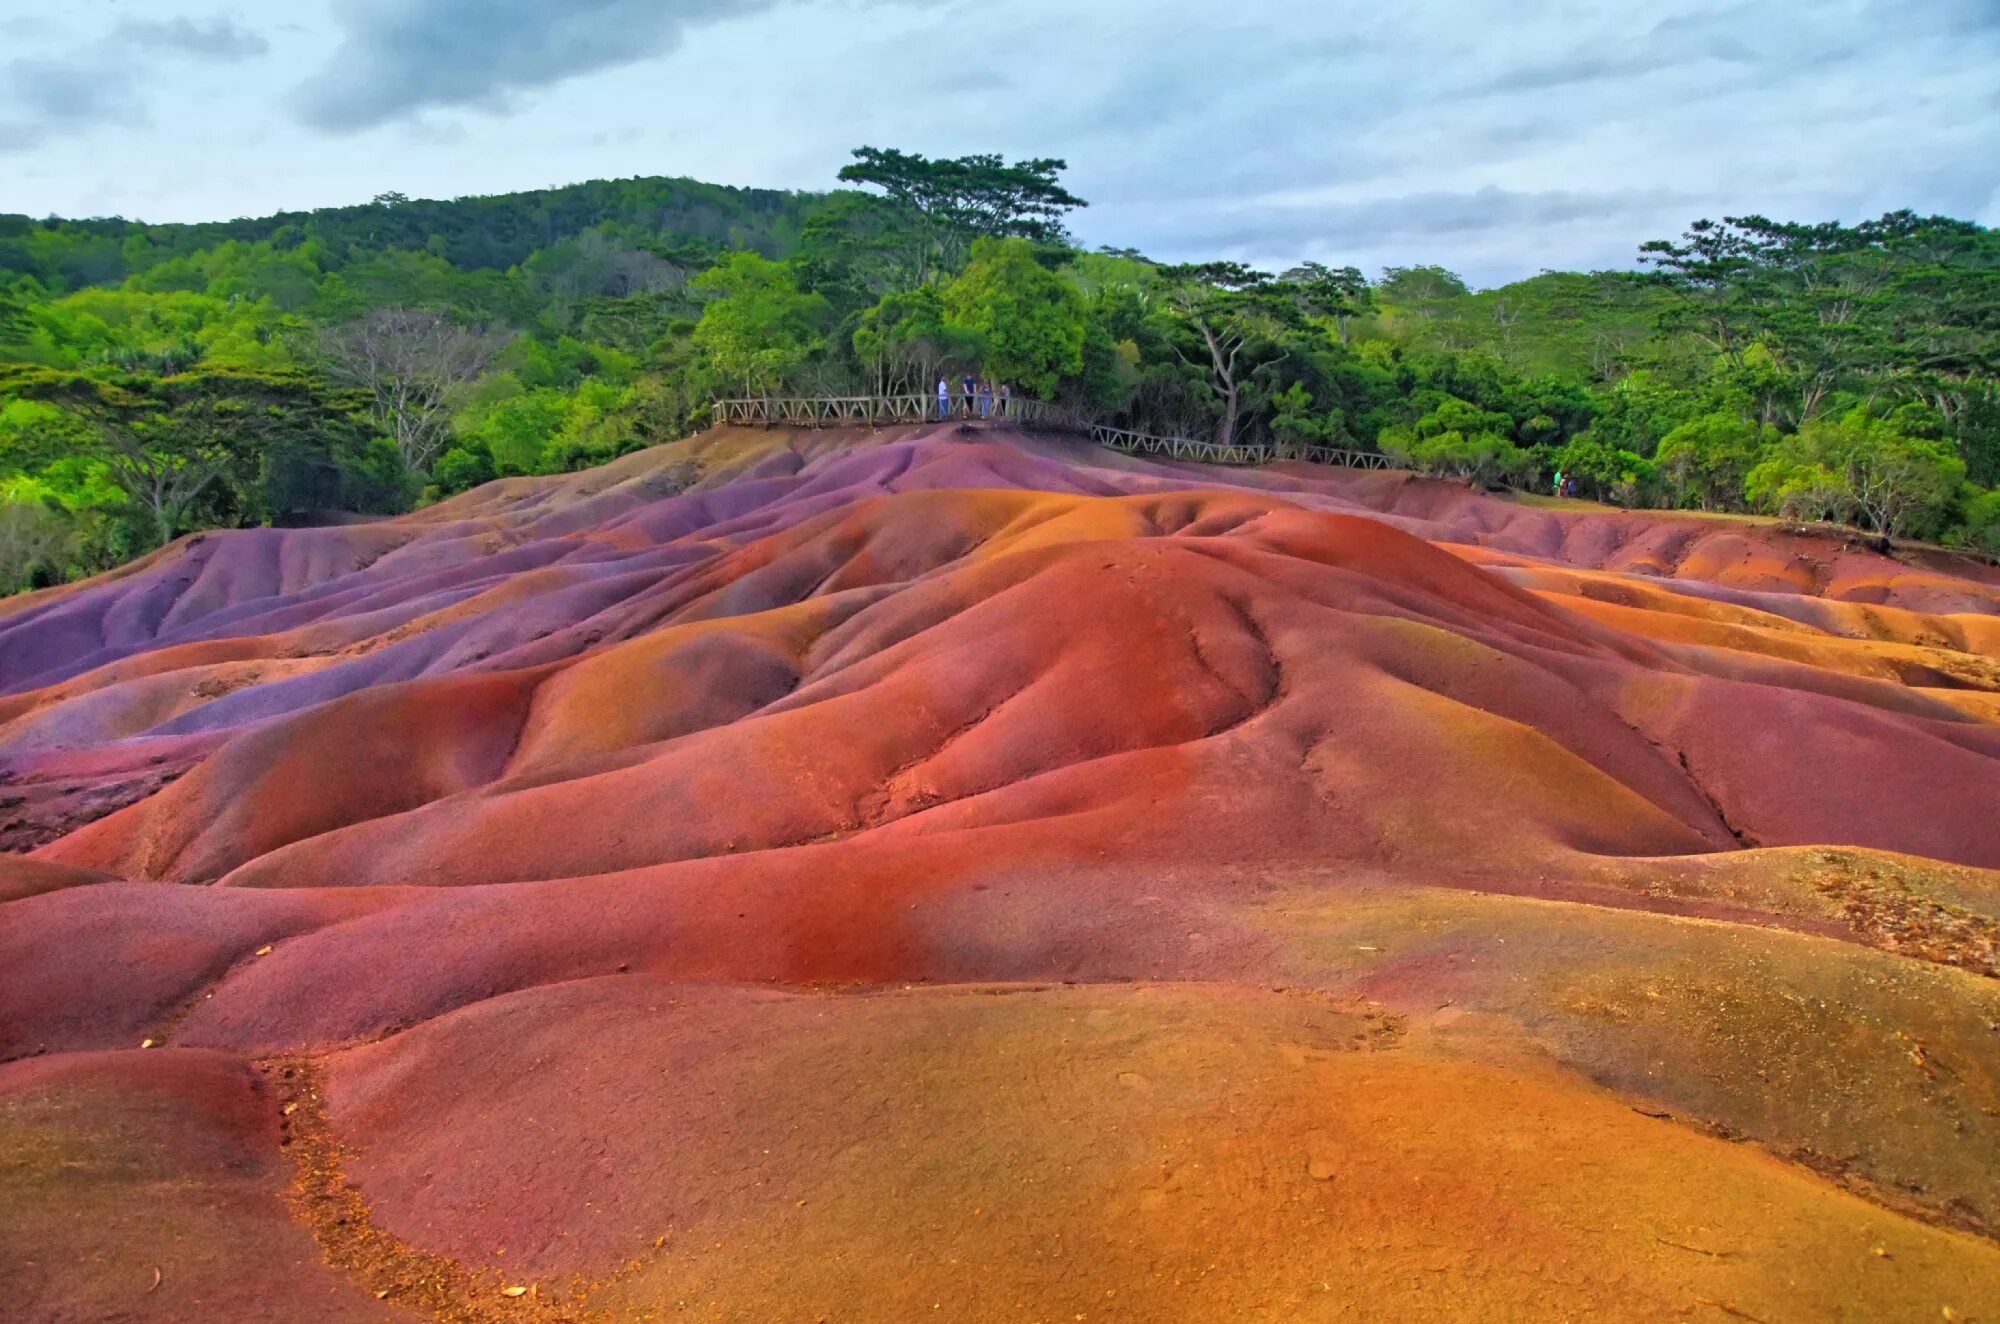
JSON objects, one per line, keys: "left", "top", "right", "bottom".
{"left": 4, "top": 423, "right": 1998, "bottom": 1321}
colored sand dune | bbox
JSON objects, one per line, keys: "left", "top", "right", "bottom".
{"left": 4, "top": 422, "right": 1999, "bottom": 1321}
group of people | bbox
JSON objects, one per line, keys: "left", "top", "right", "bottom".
{"left": 1552, "top": 469, "right": 1580, "bottom": 499}
{"left": 936, "top": 375, "right": 1011, "bottom": 420}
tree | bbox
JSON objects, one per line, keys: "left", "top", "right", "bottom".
{"left": 1377, "top": 266, "right": 1469, "bottom": 322}
{"left": 1281, "top": 262, "right": 1375, "bottom": 342}
{"left": 1743, "top": 451, "right": 1854, "bottom": 527}
{"left": 1379, "top": 426, "right": 1525, "bottom": 487}
{"left": 851, "top": 285, "right": 980, "bottom": 395}
{"left": 1158, "top": 262, "right": 1294, "bottom": 449}
{"left": 1377, "top": 392, "right": 1529, "bottom": 487}
{"left": 1655, "top": 412, "right": 1772, "bottom": 510}
{"left": 1268, "top": 381, "right": 1341, "bottom": 452}
{"left": 689, "top": 252, "right": 829, "bottom": 396}
{"left": 1832, "top": 416, "right": 1965, "bottom": 542}
{"left": 1954, "top": 485, "right": 2000, "bottom": 555}
{"left": 796, "top": 191, "right": 924, "bottom": 300}
{"left": 0, "top": 495, "right": 71, "bottom": 592}
{"left": 316, "top": 307, "right": 509, "bottom": 474}
{"left": 1640, "top": 212, "right": 2000, "bottom": 430}
{"left": 1746, "top": 406, "right": 1965, "bottom": 542}
{"left": 1, "top": 366, "right": 368, "bottom": 546}
{"left": 1639, "top": 218, "right": 1764, "bottom": 354}
{"left": 940, "top": 238, "right": 1086, "bottom": 399}
{"left": 0, "top": 288, "right": 36, "bottom": 358}
{"left": 1547, "top": 435, "right": 1659, "bottom": 507}
{"left": 837, "top": 147, "right": 1087, "bottom": 283}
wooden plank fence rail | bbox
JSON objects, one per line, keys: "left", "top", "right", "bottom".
{"left": 712, "top": 395, "right": 1090, "bottom": 431}
{"left": 711, "top": 397, "right": 1396, "bottom": 472}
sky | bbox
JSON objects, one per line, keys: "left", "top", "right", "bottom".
{"left": 1, "top": 0, "right": 1996, "bottom": 286}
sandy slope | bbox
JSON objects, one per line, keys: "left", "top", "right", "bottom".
{"left": 4, "top": 422, "right": 1998, "bottom": 1322}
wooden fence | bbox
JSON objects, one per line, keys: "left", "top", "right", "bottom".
{"left": 710, "top": 396, "right": 1395, "bottom": 472}
{"left": 1086, "top": 422, "right": 1393, "bottom": 470}
{"left": 712, "top": 394, "right": 1088, "bottom": 432}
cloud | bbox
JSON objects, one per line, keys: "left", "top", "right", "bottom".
{"left": 1092, "top": 185, "right": 1693, "bottom": 280}
{"left": 0, "top": 15, "right": 60, "bottom": 40}
{"left": 292, "top": 0, "right": 781, "bottom": 132}
{"left": 982, "top": 0, "right": 2000, "bottom": 282}
{"left": 8, "top": 55, "right": 148, "bottom": 128}
{"left": 114, "top": 17, "right": 272, "bottom": 61}
{"left": 0, "top": 13, "right": 269, "bottom": 154}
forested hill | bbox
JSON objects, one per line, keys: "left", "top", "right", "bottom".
{"left": 0, "top": 175, "right": 827, "bottom": 292}
{"left": 3, "top": 148, "right": 1997, "bottom": 595}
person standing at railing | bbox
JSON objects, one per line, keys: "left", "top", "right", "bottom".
{"left": 997, "top": 383, "right": 1010, "bottom": 420}
{"left": 937, "top": 377, "right": 951, "bottom": 420}
{"left": 961, "top": 374, "right": 977, "bottom": 418}
{"left": 980, "top": 380, "right": 994, "bottom": 418}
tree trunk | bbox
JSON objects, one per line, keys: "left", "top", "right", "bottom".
{"left": 1199, "top": 322, "right": 1242, "bottom": 449}
{"left": 1217, "top": 378, "right": 1241, "bottom": 449}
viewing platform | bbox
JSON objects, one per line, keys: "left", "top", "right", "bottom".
{"left": 711, "top": 395, "right": 1396, "bottom": 470}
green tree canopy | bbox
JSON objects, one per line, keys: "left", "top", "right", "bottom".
{"left": 1156, "top": 262, "right": 1298, "bottom": 448}
{"left": 941, "top": 238, "right": 1087, "bottom": 399}
{"left": 852, "top": 285, "right": 982, "bottom": 395}
{"left": 0, "top": 365, "right": 374, "bottom": 545}
{"left": 837, "top": 148, "right": 1087, "bottom": 283}
{"left": 690, "top": 252, "right": 830, "bottom": 396}
{"left": 1654, "top": 412, "right": 1774, "bottom": 510}
{"left": 1745, "top": 406, "right": 1965, "bottom": 540}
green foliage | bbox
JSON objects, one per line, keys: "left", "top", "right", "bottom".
{"left": 1547, "top": 435, "right": 1659, "bottom": 507}
{"left": 1280, "top": 263, "right": 1376, "bottom": 343}
{"left": 262, "top": 429, "right": 409, "bottom": 523}
{"left": 1576, "top": 368, "right": 1698, "bottom": 457}
{"left": 852, "top": 285, "right": 982, "bottom": 394}
{"left": 1269, "top": 381, "right": 1342, "bottom": 448}
{"left": 430, "top": 444, "right": 496, "bottom": 498}
{"left": 0, "top": 494, "right": 75, "bottom": 593}
{"left": 1383, "top": 271, "right": 1670, "bottom": 380}
{"left": 1153, "top": 262, "right": 1303, "bottom": 447}
{"left": 690, "top": 252, "right": 829, "bottom": 395}
{"left": 1654, "top": 412, "right": 1774, "bottom": 509}
{"left": 1376, "top": 266, "right": 1471, "bottom": 322}
{"left": 455, "top": 376, "right": 573, "bottom": 474}
{"left": 1952, "top": 486, "right": 2000, "bottom": 554}
{"left": 796, "top": 192, "right": 923, "bottom": 302}
{"left": 448, "top": 356, "right": 671, "bottom": 481}
{"left": 1379, "top": 424, "right": 1526, "bottom": 487}
{"left": 0, "top": 365, "right": 376, "bottom": 545}
{"left": 1641, "top": 212, "right": 2000, "bottom": 427}
{"left": 837, "top": 147, "right": 1086, "bottom": 282}
{"left": 1414, "top": 396, "right": 1514, "bottom": 442}
{"left": 0, "top": 176, "right": 823, "bottom": 292}
{"left": 940, "top": 238, "right": 1087, "bottom": 398}
{"left": 1746, "top": 407, "right": 1966, "bottom": 539}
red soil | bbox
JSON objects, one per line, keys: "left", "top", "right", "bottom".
{"left": 3, "top": 423, "right": 1998, "bottom": 1321}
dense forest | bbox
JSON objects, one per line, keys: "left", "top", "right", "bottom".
{"left": 2, "top": 153, "right": 1997, "bottom": 593}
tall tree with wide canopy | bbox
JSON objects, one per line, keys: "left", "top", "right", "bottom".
{"left": 1281, "top": 262, "right": 1376, "bottom": 343}
{"left": 837, "top": 147, "right": 1087, "bottom": 285}
{"left": 1157, "top": 262, "right": 1296, "bottom": 449}
{"left": 0, "top": 366, "right": 370, "bottom": 546}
